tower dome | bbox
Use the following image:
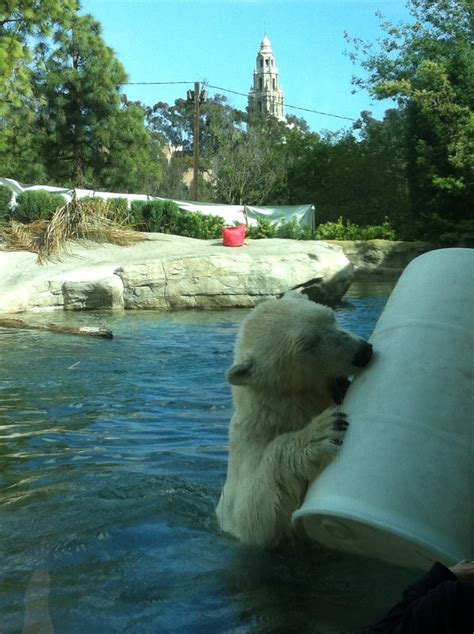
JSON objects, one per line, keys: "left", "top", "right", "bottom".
{"left": 260, "top": 34, "right": 272, "bottom": 52}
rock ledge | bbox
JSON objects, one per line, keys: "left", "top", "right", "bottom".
{"left": 0, "top": 234, "right": 353, "bottom": 313}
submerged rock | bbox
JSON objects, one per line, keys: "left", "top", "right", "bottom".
{"left": 0, "top": 234, "right": 353, "bottom": 313}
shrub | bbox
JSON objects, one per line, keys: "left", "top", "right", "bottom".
{"left": 130, "top": 200, "right": 148, "bottom": 229}
{"left": 137, "top": 199, "right": 225, "bottom": 239}
{"left": 412, "top": 214, "right": 474, "bottom": 244}
{"left": 315, "top": 216, "right": 397, "bottom": 241}
{"left": 276, "top": 218, "right": 314, "bottom": 240}
{"left": 177, "top": 211, "right": 225, "bottom": 239}
{"left": 246, "top": 218, "right": 278, "bottom": 239}
{"left": 109, "top": 197, "right": 129, "bottom": 222}
{"left": 13, "top": 190, "right": 66, "bottom": 224}
{"left": 0, "top": 185, "right": 12, "bottom": 221}
{"left": 139, "top": 199, "right": 181, "bottom": 233}
{"left": 438, "top": 218, "right": 474, "bottom": 245}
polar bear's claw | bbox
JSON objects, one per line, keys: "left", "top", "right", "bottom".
{"left": 333, "top": 412, "right": 349, "bottom": 431}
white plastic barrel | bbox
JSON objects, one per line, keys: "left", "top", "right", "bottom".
{"left": 292, "top": 248, "right": 474, "bottom": 570}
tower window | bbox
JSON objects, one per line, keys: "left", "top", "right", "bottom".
{"left": 260, "top": 59, "right": 263, "bottom": 68}
{"left": 258, "top": 78, "right": 263, "bottom": 90}
{"left": 272, "top": 78, "right": 276, "bottom": 90}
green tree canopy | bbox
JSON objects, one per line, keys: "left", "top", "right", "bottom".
{"left": 35, "top": 13, "right": 129, "bottom": 186}
{"left": 208, "top": 112, "right": 290, "bottom": 205}
{"left": 0, "top": 0, "right": 76, "bottom": 110}
{"left": 347, "top": 0, "right": 473, "bottom": 223}
{"left": 18, "top": 12, "right": 162, "bottom": 192}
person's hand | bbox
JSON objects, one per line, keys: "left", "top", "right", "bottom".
{"left": 448, "top": 560, "right": 474, "bottom": 583}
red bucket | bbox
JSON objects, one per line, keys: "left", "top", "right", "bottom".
{"left": 223, "top": 224, "right": 246, "bottom": 247}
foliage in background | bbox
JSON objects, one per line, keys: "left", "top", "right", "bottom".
{"left": 0, "top": 185, "right": 12, "bottom": 220}
{"left": 315, "top": 217, "right": 397, "bottom": 241}
{"left": 413, "top": 215, "right": 474, "bottom": 245}
{"left": 0, "top": 0, "right": 76, "bottom": 114}
{"left": 1, "top": 7, "right": 162, "bottom": 193}
{"left": 208, "top": 113, "right": 288, "bottom": 205}
{"left": 33, "top": 13, "right": 161, "bottom": 191}
{"left": 347, "top": 0, "right": 473, "bottom": 226}
{"left": 13, "top": 190, "right": 66, "bottom": 223}
{"left": 131, "top": 199, "right": 225, "bottom": 239}
{"left": 246, "top": 217, "right": 397, "bottom": 241}
{"left": 1, "top": 1, "right": 471, "bottom": 244}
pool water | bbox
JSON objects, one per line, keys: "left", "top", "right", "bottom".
{"left": 0, "top": 283, "right": 416, "bottom": 633}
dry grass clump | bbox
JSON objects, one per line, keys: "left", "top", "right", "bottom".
{"left": 0, "top": 196, "right": 143, "bottom": 264}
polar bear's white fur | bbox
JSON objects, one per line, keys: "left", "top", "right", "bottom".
{"left": 216, "top": 292, "right": 373, "bottom": 548}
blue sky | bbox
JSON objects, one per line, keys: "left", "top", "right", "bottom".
{"left": 80, "top": 0, "right": 412, "bottom": 133}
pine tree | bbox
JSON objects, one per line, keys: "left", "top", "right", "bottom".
{"left": 35, "top": 13, "right": 129, "bottom": 187}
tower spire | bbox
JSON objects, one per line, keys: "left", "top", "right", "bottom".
{"left": 248, "top": 35, "right": 285, "bottom": 121}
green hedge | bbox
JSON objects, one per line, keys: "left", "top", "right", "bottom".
{"left": 132, "top": 199, "right": 225, "bottom": 239}
{"left": 80, "top": 196, "right": 130, "bottom": 222}
{"left": 13, "top": 190, "right": 66, "bottom": 223}
{"left": 0, "top": 185, "right": 12, "bottom": 221}
{"left": 246, "top": 216, "right": 397, "bottom": 241}
{"left": 315, "top": 216, "right": 397, "bottom": 241}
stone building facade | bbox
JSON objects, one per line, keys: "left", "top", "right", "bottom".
{"left": 248, "top": 35, "right": 285, "bottom": 121}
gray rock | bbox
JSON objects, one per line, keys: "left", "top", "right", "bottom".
{"left": 62, "top": 276, "right": 124, "bottom": 310}
{"left": 329, "top": 240, "right": 435, "bottom": 278}
{"left": 116, "top": 248, "right": 353, "bottom": 310}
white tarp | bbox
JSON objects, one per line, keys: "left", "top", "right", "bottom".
{"left": 0, "top": 178, "right": 314, "bottom": 228}
{"left": 171, "top": 199, "right": 247, "bottom": 226}
{"left": 245, "top": 204, "right": 315, "bottom": 229}
{"left": 0, "top": 178, "right": 154, "bottom": 208}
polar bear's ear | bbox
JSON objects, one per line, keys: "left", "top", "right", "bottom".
{"left": 226, "top": 358, "right": 255, "bottom": 385}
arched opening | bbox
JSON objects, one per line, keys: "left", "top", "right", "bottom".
{"left": 258, "top": 78, "right": 263, "bottom": 90}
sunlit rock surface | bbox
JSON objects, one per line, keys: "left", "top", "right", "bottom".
{"left": 0, "top": 234, "right": 354, "bottom": 313}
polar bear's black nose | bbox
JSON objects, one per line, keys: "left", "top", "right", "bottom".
{"left": 352, "top": 341, "right": 373, "bottom": 367}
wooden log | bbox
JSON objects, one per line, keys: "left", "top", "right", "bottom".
{"left": 0, "top": 318, "right": 113, "bottom": 339}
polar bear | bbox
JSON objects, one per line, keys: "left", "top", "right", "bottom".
{"left": 216, "top": 291, "right": 373, "bottom": 548}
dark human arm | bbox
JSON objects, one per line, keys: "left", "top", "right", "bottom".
{"left": 369, "top": 561, "right": 474, "bottom": 634}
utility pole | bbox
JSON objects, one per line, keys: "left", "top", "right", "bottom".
{"left": 192, "top": 81, "right": 200, "bottom": 201}
{"left": 187, "top": 82, "right": 207, "bottom": 201}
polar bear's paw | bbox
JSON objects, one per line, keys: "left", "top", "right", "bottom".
{"left": 303, "top": 409, "right": 349, "bottom": 470}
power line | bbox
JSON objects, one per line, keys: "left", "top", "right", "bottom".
{"left": 205, "top": 83, "right": 356, "bottom": 122}
{"left": 122, "top": 80, "right": 357, "bottom": 123}
{"left": 124, "top": 81, "right": 195, "bottom": 86}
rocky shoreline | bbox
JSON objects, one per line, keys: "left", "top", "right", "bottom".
{"left": 330, "top": 239, "right": 434, "bottom": 278}
{"left": 0, "top": 234, "right": 433, "bottom": 314}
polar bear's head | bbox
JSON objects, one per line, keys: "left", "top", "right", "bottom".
{"left": 227, "top": 292, "right": 372, "bottom": 393}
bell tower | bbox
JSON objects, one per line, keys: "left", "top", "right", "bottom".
{"left": 248, "top": 35, "right": 285, "bottom": 121}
